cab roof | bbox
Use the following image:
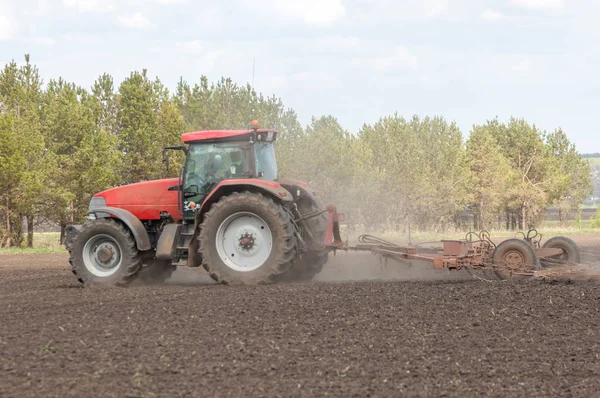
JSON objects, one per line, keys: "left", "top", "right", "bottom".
{"left": 181, "top": 129, "right": 277, "bottom": 143}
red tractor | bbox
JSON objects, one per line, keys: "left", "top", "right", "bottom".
{"left": 64, "top": 121, "right": 344, "bottom": 286}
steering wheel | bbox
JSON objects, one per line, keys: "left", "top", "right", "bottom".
{"left": 187, "top": 173, "right": 205, "bottom": 191}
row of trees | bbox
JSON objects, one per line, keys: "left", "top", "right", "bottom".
{"left": 0, "top": 55, "right": 592, "bottom": 246}
{"left": 278, "top": 115, "right": 591, "bottom": 233}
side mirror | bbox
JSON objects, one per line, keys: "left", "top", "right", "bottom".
{"left": 162, "top": 145, "right": 187, "bottom": 173}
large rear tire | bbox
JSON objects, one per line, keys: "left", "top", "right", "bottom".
{"left": 492, "top": 238, "right": 540, "bottom": 280}
{"left": 541, "top": 236, "right": 581, "bottom": 267}
{"left": 69, "top": 218, "right": 142, "bottom": 286}
{"left": 199, "top": 191, "right": 297, "bottom": 285}
{"left": 282, "top": 197, "right": 329, "bottom": 282}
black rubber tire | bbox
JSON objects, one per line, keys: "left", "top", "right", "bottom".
{"left": 541, "top": 236, "right": 581, "bottom": 266}
{"left": 137, "top": 259, "right": 176, "bottom": 285}
{"left": 282, "top": 196, "right": 329, "bottom": 282}
{"left": 492, "top": 238, "right": 540, "bottom": 280}
{"left": 198, "top": 191, "right": 297, "bottom": 285}
{"left": 69, "top": 218, "right": 141, "bottom": 286}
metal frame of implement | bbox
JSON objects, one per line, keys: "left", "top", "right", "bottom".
{"left": 323, "top": 207, "right": 596, "bottom": 281}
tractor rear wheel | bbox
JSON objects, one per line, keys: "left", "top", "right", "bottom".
{"left": 282, "top": 197, "right": 329, "bottom": 282}
{"left": 492, "top": 239, "right": 540, "bottom": 280}
{"left": 69, "top": 218, "right": 142, "bottom": 286}
{"left": 540, "top": 236, "right": 581, "bottom": 267}
{"left": 199, "top": 191, "right": 297, "bottom": 284}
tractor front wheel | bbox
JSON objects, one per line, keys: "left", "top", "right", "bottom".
{"left": 199, "top": 191, "right": 297, "bottom": 284}
{"left": 69, "top": 218, "right": 142, "bottom": 286}
{"left": 492, "top": 238, "right": 540, "bottom": 280}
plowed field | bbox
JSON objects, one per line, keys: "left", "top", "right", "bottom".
{"left": 2, "top": 236, "right": 600, "bottom": 397}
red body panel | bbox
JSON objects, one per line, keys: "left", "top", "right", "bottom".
{"left": 94, "top": 178, "right": 293, "bottom": 221}
{"left": 181, "top": 129, "right": 276, "bottom": 143}
{"left": 94, "top": 178, "right": 181, "bottom": 220}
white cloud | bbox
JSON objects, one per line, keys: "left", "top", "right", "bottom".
{"left": 510, "top": 0, "right": 563, "bottom": 10}
{"left": 0, "top": 15, "right": 16, "bottom": 40}
{"left": 155, "top": 0, "right": 188, "bottom": 4}
{"left": 481, "top": 9, "right": 506, "bottom": 21}
{"left": 63, "top": 0, "right": 116, "bottom": 13}
{"left": 512, "top": 59, "right": 532, "bottom": 73}
{"left": 28, "top": 37, "right": 56, "bottom": 46}
{"left": 314, "top": 36, "right": 362, "bottom": 52}
{"left": 246, "top": 0, "right": 346, "bottom": 26}
{"left": 117, "top": 12, "right": 154, "bottom": 29}
{"left": 176, "top": 40, "right": 202, "bottom": 54}
{"left": 352, "top": 46, "right": 419, "bottom": 71}
{"left": 425, "top": 0, "right": 451, "bottom": 19}
{"left": 355, "top": 0, "right": 472, "bottom": 22}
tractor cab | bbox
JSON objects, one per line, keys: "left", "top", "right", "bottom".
{"left": 165, "top": 121, "right": 280, "bottom": 220}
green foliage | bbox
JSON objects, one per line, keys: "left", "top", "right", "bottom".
{"left": 0, "top": 55, "right": 46, "bottom": 247}
{"left": 466, "top": 125, "right": 513, "bottom": 230}
{"left": 0, "top": 56, "right": 594, "bottom": 245}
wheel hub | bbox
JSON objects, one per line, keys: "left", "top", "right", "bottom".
{"left": 503, "top": 251, "right": 525, "bottom": 270}
{"left": 82, "top": 234, "right": 123, "bottom": 277}
{"left": 216, "top": 212, "right": 273, "bottom": 272}
{"left": 238, "top": 233, "right": 256, "bottom": 251}
{"left": 96, "top": 245, "right": 115, "bottom": 264}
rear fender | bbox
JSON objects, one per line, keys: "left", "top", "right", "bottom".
{"left": 196, "top": 180, "right": 293, "bottom": 224}
{"left": 277, "top": 178, "right": 344, "bottom": 248}
{"left": 90, "top": 207, "right": 152, "bottom": 251}
{"left": 277, "top": 178, "right": 317, "bottom": 204}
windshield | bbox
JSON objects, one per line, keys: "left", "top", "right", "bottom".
{"left": 181, "top": 140, "right": 277, "bottom": 219}
{"left": 255, "top": 142, "right": 277, "bottom": 181}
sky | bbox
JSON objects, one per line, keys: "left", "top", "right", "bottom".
{"left": 1, "top": 0, "right": 599, "bottom": 152}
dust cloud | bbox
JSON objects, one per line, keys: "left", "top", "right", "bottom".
{"left": 314, "top": 251, "right": 470, "bottom": 283}
{"left": 159, "top": 237, "right": 600, "bottom": 286}
{"left": 161, "top": 252, "right": 471, "bottom": 287}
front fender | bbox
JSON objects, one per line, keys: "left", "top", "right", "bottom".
{"left": 90, "top": 207, "right": 152, "bottom": 251}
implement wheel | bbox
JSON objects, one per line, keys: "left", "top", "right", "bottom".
{"left": 492, "top": 238, "right": 540, "bottom": 280}
{"left": 69, "top": 218, "right": 142, "bottom": 286}
{"left": 199, "top": 191, "right": 297, "bottom": 285}
{"left": 540, "top": 236, "right": 581, "bottom": 267}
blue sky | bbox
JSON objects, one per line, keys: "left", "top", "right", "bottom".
{"left": 1, "top": 0, "right": 598, "bottom": 152}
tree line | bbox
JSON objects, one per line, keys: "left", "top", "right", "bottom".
{"left": 0, "top": 55, "right": 592, "bottom": 247}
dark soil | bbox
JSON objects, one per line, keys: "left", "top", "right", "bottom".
{"left": 2, "top": 235, "right": 600, "bottom": 397}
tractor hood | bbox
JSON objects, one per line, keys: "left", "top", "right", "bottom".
{"left": 91, "top": 178, "right": 181, "bottom": 220}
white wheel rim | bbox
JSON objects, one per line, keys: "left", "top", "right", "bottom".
{"left": 216, "top": 211, "right": 273, "bottom": 272}
{"left": 82, "top": 234, "right": 123, "bottom": 277}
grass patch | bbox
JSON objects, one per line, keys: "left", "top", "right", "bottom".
{"left": 586, "top": 157, "right": 600, "bottom": 166}
{"left": 0, "top": 232, "right": 66, "bottom": 255}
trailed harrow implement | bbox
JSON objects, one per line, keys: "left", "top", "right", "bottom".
{"left": 328, "top": 226, "right": 597, "bottom": 282}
